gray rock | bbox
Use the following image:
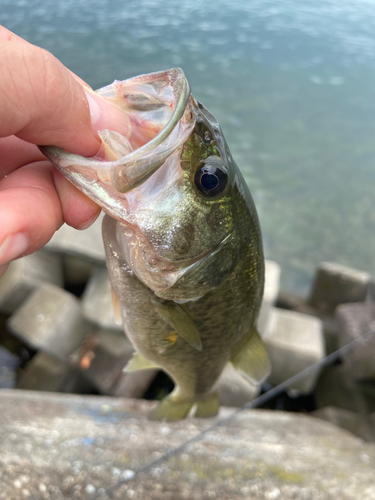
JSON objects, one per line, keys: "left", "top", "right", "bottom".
{"left": 72, "top": 328, "right": 157, "bottom": 398}
{"left": 1, "top": 390, "right": 375, "bottom": 499}
{"left": 46, "top": 213, "right": 106, "bottom": 264}
{"left": 308, "top": 262, "right": 369, "bottom": 312}
{"left": 216, "top": 363, "right": 260, "bottom": 407}
{"left": 370, "top": 412, "right": 375, "bottom": 433}
{"left": 82, "top": 268, "right": 122, "bottom": 331}
{"left": 0, "top": 250, "right": 63, "bottom": 314}
{"left": 77, "top": 329, "right": 146, "bottom": 395}
{"left": 315, "top": 365, "right": 370, "bottom": 415}
{"left": 336, "top": 302, "right": 375, "bottom": 380}
{"left": 313, "top": 406, "right": 375, "bottom": 442}
{"left": 264, "top": 308, "right": 325, "bottom": 394}
{"left": 17, "top": 351, "right": 97, "bottom": 394}
{"left": 17, "top": 352, "right": 72, "bottom": 392}
{"left": 113, "top": 369, "right": 159, "bottom": 399}
{"left": 358, "top": 381, "right": 375, "bottom": 413}
{"left": 258, "top": 260, "right": 281, "bottom": 336}
{"left": 62, "top": 255, "right": 96, "bottom": 287}
{"left": 7, "top": 283, "right": 93, "bottom": 361}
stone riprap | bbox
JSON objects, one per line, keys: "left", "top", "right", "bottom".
{"left": 263, "top": 309, "right": 325, "bottom": 394}
{"left": 0, "top": 250, "right": 63, "bottom": 314}
{"left": 336, "top": 302, "right": 375, "bottom": 380}
{"left": 82, "top": 268, "right": 122, "bottom": 331}
{"left": 312, "top": 406, "right": 375, "bottom": 442}
{"left": 1, "top": 390, "right": 375, "bottom": 500}
{"left": 7, "top": 283, "right": 93, "bottom": 361}
{"left": 308, "top": 262, "right": 370, "bottom": 312}
{"left": 46, "top": 213, "right": 106, "bottom": 264}
{"left": 257, "top": 260, "right": 280, "bottom": 336}
{"left": 315, "top": 365, "right": 369, "bottom": 415}
{"left": 17, "top": 352, "right": 72, "bottom": 392}
{"left": 77, "top": 329, "right": 157, "bottom": 398}
{"left": 216, "top": 363, "right": 260, "bottom": 407}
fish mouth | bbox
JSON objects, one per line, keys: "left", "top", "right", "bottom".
{"left": 40, "top": 68, "right": 197, "bottom": 222}
{"left": 118, "top": 222, "right": 232, "bottom": 301}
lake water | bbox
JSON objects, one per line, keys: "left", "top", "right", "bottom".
{"left": 3, "top": 0, "right": 375, "bottom": 296}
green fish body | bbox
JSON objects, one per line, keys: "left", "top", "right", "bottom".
{"left": 41, "top": 68, "right": 270, "bottom": 421}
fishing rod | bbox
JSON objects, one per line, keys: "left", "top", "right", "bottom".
{"left": 87, "top": 327, "right": 375, "bottom": 499}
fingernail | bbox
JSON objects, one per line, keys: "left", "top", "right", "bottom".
{"left": 85, "top": 91, "right": 101, "bottom": 128}
{"left": 80, "top": 209, "right": 101, "bottom": 230}
{"left": 0, "top": 232, "right": 28, "bottom": 266}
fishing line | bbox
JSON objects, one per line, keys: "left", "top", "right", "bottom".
{"left": 88, "top": 327, "right": 375, "bottom": 500}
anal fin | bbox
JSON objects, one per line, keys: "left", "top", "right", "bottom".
{"left": 123, "top": 352, "right": 159, "bottom": 372}
{"left": 194, "top": 392, "right": 219, "bottom": 419}
{"left": 150, "top": 394, "right": 193, "bottom": 422}
{"left": 231, "top": 328, "right": 271, "bottom": 385}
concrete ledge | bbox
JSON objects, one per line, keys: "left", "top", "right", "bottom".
{"left": 1, "top": 390, "right": 375, "bottom": 500}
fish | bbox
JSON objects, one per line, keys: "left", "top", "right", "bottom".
{"left": 41, "top": 68, "right": 270, "bottom": 421}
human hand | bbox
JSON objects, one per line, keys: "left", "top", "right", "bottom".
{"left": 0, "top": 26, "right": 130, "bottom": 278}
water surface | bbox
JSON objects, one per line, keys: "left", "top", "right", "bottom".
{"left": 3, "top": 0, "right": 375, "bottom": 295}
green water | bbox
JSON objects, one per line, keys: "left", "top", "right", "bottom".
{"left": 3, "top": 0, "right": 375, "bottom": 295}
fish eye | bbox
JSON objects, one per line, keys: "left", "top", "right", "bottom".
{"left": 194, "top": 158, "right": 228, "bottom": 198}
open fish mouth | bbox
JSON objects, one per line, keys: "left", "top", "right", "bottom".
{"left": 40, "top": 68, "right": 196, "bottom": 221}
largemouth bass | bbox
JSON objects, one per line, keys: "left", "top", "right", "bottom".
{"left": 41, "top": 68, "right": 270, "bottom": 421}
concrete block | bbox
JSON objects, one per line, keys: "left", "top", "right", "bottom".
{"left": 77, "top": 329, "right": 133, "bottom": 394}
{"left": 82, "top": 268, "right": 122, "bottom": 331}
{"left": 0, "top": 250, "right": 63, "bottom": 314}
{"left": 358, "top": 381, "right": 375, "bottom": 413}
{"left": 114, "top": 369, "right": 158, "bottom": 399}
{"left": 315, "top": 365, "right": 369, "bottom": 414}
{"left": 7, "top": 283, "right": 93, "bottom": 361}
{"left": 258, "top": 260, "right": 281, "bottom": 336}
{"left": 17, "top": 351, "right": 96, "bottom": 394}
{"left": 308, "top": 262, "right": 369, "bottom": 312}
{"left": 216, "top": 363, "right": 260, "bottom": 407}
{"left": 370, "top": 412, "right": 375, "bottom": 434}
{"left": 62, "top": 255, "right": 96, "bottom": 287}
{"left": 263, "top": 308, "right": 325, "bottom": 394}
{"left": 335, "top": 302, "right": 375, "bottom": 380}
{"left": 0, "top": 346, "right": 19, "bottom": 389}
{"left": 313, "top": 406, "right": 375, "bottom": 442}
{"left": 46, "top": 213, "right": 106, "bottom": 265}
{"left": 17, "top": 352, "right": 72, "bottom": 392}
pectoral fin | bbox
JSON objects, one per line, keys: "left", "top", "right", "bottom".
{"left": 231, "top": 328, "right": 271, "bottom": 385}
{"left": 123, "top": 352, "right": 160, "bottom": 372}
{"left": 154, "top": 303, "right": 202, "bottom": 351}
